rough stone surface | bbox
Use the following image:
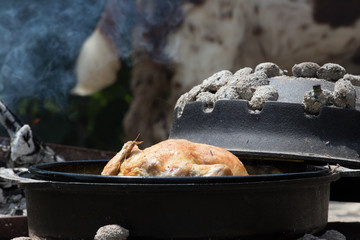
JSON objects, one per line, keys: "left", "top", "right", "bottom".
{"left": 249, "top": 85, "right": 279, "bottom": 110}
{"left": 255, "top": 62, "right": 282, "bottom": 78}
{"left": 316, "top": 63, "right": 346, "bottom": 81}
{"left": 333, "top": 79, "right": 357, "bottom": 108}
{"left": 94, "top": 224, "right": 129, "bottom": 240}
{"left": 292, "top": 62, "right": 320, "bottom": 78}
{"left": 343, "top": 73, "right": 360, "bottom": 86}
{"left": 303, "top": 87, "right": 334, "bottom": 114}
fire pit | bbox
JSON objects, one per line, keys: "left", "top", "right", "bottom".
{"left": 2, "top": 158, "right": 339, "bottom": 239}
{"left": 2, "top": 62, "right": 360, "bottom": 239}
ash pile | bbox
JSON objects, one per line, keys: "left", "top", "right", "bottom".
{"left": 176, "top": 62, "right": 359, "bottom": 116}
{"left": 0, "top": 167, "right": 27, "bottom": 216}
{"left": 0, "top": 101, "right": 64, "bottom": 217}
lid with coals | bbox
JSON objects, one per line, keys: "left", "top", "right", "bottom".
{"left": 170, "top": 63, "right": 360, "bottom": 168}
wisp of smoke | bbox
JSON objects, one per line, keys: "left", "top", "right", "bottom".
{"left": 0, "top": 0, "right": 190, "bottom": 111}
{"left": 103, "top": 0, "right": 185, "bottom": 63}
{"left": 0, "top": 0, "right": 106, "bottom": 109}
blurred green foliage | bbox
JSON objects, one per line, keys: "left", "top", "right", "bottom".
{"left": 0, "top": 63, "right": 132, "bottom": 152}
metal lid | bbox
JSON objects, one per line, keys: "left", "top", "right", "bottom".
{"left": 170, "top": 99, "right": 360, "bottom": 168}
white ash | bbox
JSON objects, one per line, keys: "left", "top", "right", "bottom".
{"left": 333, "top": 79, "right": 357, "bottom": 108}
{"left": 94, "top": 224, "right": 130, "bottom": 240}
{"left": 0, "top": 100, "right": 64, "bottom": 168}
{"left": 342, "top": 73, "right": 360, "bottom": 86}
{"left": 249, "top": 85, "right": 279, "bottom": 110}
{"left": 0, "top": 185, "right": 27, "bottom": 216}
{"left": 201, "top": 70, "right": 232, "bottom": 92}
{"left": 303, "top": 86, "right": 334, "bottom": 115}
{"left": 316, "top": 63, "right": 346, "bottom": 82}
{"left": 196, "top": 92, "right": 216, "bottom": 112}
{"left": 1, "top": 179, "right": 12, "bottom": 188}
{"left": 254, "top": 62, "right": 283, "bottom": 78}
{"left": 10, "top": 125, "right": 37, "bottom": 167}
{"left": 0, "top": 168, "right": 27, "bottom": 216}
{"left": 297, "top": 230, "right": 345, "bottom": 240}
{"left": 292, "top": 62, "right": 320, "bottom": 78}
{"left": 9, "top": 124, "right": 64, "bottom": 168}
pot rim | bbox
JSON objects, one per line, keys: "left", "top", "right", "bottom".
{"left": 28, "top": 159, "right": 333, "bottom": 184}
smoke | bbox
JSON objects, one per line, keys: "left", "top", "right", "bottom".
{"left": 0, "top": 0, "right": 106, "bottom": 109}
{"left": 0, "top": 0, "right": 193, "bottom": 110}
{"left": 103, "top": 0, "right": 185, "bottom": 63}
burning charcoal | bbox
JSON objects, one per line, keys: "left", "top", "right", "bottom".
{"left": 233, "top": 67, "right": 253, "bottom": 77}
{"left": 215, "top": 86, "right": 241, "bottom": 100}
{"left": 292, "top": 62, "right": 320, "bottom": 78}
{"left": 188, "top": 84, "right": 203, "bottom": 97}
{"left": 316, "top": 63, "right": 346, "bottom": 81}
{"left": 94, "top": 224, "right": 129, "bottom": 240}
{"left": 228, "top": 71, "right": 269, "bottom": 100}
{"left": 343, "top": 73, "right": 360, "bottom": 86}
{"left": 249, "top": 85, "right": 279, "bottom": 110}
{"left": 175, "top": 84, "right": 203, "bottom": 116}
{"left": 303, "top": 85, "right": 334, "bottom": 115}
{"left": 320, "top": 230, "right": 346, "bottom": 240}
{"left": 297, "top": 230, "right": 345, "bottom": 240}
{"left": 196, "top": 92, "right": 216, "bottom": 112}
{"left": 333, "top": 79, "right": 356, "bottom": 108}
{"left": 174, "top": 93, "right": 189, "bottom": 116}
{"left": 297, "top": 233, "right": 319, "bottom": 240}
{"left": 254, "top": 62, "right": 282, "bottom": 78}
{"left": 202, "top": 70, "right": 232, "bottom": 92}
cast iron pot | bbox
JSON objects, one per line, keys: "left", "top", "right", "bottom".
{"left": 3, "top": 159, "right": 339, "bottom": 240}
{"left": 170, "top": 99, "right": 360, "bottom": 202}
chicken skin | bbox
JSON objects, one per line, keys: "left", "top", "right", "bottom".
{"left": 102, "top": 139, "right": 248, "bottom": 176}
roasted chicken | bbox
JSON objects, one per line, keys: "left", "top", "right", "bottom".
{"left": 101, "top": 139, "right": 248, "bottom": 176}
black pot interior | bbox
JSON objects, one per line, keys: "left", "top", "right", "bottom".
{"left": 28, "top": 158, "right": 330, "bottom": 184}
